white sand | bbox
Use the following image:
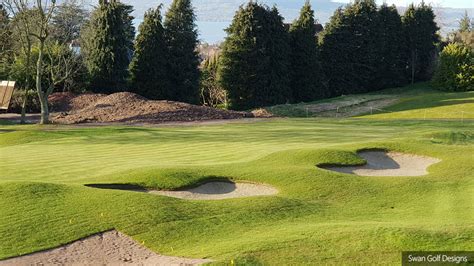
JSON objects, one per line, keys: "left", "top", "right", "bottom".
{"left": 0, "top": 230, "right": 211, "bottom": 266}
{"left": 151, "top": 181, "right": 278, "bottom": 200}
{"left": 322, "top": 151, "right": 441, "bottom": 176}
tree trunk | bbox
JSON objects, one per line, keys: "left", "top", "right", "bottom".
{"left": 36, "top": 40, "right": 49, "bottom": 124}
{"left": 20, "top": 91, "right": 28, "bottom": 124}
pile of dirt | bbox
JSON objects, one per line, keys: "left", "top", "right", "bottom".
{"left": 0, "top": 230, "right": 211, "bottom": 265}
{"left": 49, "top": 92, "right": 253, "bottom": 124}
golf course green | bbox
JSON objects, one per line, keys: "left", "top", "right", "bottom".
{"left": 0, "top": 84, "right": 473, "bottom": 265}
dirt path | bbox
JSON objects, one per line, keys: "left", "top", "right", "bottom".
{"left": 321, "top": 151, "right": 441, "bottom": 176}
{"left": 0, "top": 230, "right": 211, "bottom": 266}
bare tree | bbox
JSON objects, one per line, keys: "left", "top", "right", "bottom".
{"left": 4, "top": 0, "right": 56, "bottom": 124}
{"left": 45, "top": 41, "right": 84, "bottom": 93}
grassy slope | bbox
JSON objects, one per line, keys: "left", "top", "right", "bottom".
{"left": 0, "top": 84, "right": 473, "bottom": 265}
{"left": 360, "top": 85, "right": 474, "bottom": 119}
{"left": 266, "top": 83, "right": 474, "bottom": 119}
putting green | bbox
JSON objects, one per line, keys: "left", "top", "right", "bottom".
{"left": 0, "top": 88, "right": 473, "bottom": 265}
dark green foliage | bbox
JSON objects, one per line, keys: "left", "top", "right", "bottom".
{"left": 320, "top": 0, "right": 380, "bottom": 96}
{"left": 164, "top": 0, "right": 200, "bottom": 104}
{"left": 129, "top": 5, "right": 168, "bottom": 100}
{"left": 403, "top": 3, "right": 440, "bottom": 83}
{"left": 289, "top": 1, "right": 326, "bottom": 102}
{"left": 374, "top": 4, "right": 408, "bottom": 88}
{"left": 432, "top": 43, "right": 473, "bottom": 92}
{"left": 81, "top": 0, "right": 135, "bottom": 93}
{"left": 218, "top": 2, "right": 291, "bottom": 110}
{"left": 0, "top": 5, "right": 12, "bottom": 80}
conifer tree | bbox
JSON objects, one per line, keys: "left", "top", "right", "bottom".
{"left": 320, "top": 0, "right": 379, "bottom": 95}
{"left": 164, "top": 0, "right": 200, "bottom": 104}
{"left": 375, "top": 4, "right": 408, "bottom": 88}
{"left": 218, "top": 2, "right": 291, "bottom": 110}
{"left": 81, "top": 0, "right": 134, "bottom": 93}
{"left": 0, "top": 5, "right": 13, "bottom": 79}
{"left": 289, "top": 1, "right": 326, "bottom": 102}
{"left": 129, "top": 5, "right": 168, "bottom": 99}
{"left": 403, "top": 3, "right": 439, "bottom": 83}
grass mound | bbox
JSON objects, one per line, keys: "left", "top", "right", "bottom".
{"left": 429, "top": 131, "right": 474, "bottom": 145}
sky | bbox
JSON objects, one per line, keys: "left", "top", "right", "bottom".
{"left": 332, "top": 0, "right": 473, "bottom": 8}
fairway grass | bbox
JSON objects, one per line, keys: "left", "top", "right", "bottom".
{"left": 1, "top": 118, "right": 473, "bottom": 265}
{"left": 1, "top": 82, "right": 474, "bottom": 265}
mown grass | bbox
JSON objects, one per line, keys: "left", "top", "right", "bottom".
{"left": 0, "top": 84, "right": 473, "bottom": 265}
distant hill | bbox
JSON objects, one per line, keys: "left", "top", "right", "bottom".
{"left": 79, "top": 0, "right": 472, "bottom": 42}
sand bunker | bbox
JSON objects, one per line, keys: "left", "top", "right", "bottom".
{"left": 87, "top": 181, "right": 278, "bottom": 200}
{"left": 321, "top": 151, "right": 441, "bottom": 176}
{"left": 151, "top": 181, "right": 278, "bottom": 200}
{"left": 0, "top": 230, "right": 210, "bottom": 266}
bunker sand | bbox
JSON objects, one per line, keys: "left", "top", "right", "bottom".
{"left": 151, "top": 181, "right": 279, "bottom": 200}
{"left": 0, "top": 230, "right": 211, "bottom": 266}
{"left": 322, "top": 151, "right": 441, "bottom": 176}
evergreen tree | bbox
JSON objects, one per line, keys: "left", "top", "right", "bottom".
{"left": 164, "top": 0, "right": 200, "bottom": 103}
{"left": 289, "top": 1, "right": 326, "bottom": 102}
{"left": 129, "top": 5, "right": 168, "bottom": 100}
{"left": 403, "top": 3, "right": 439, "bottom": 83}
{"left": 375, "top": 4, "right": 408, "bottom": 88}
{"left": 81, "top": 0, "right": 135, "bottom": 93}
{"left": 218, "top": 2, "right": 291, "bottom": 110}
{"left": 319, "top": 8, "right": 350, "bottom": 97}
{"left": 0, "top": 4, "right": 13, "bottom": 79}
{"left": 320, "top": 0, "right": 379, "bottom": 95}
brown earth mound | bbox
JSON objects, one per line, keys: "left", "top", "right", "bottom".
{"left": 49, "top": 92, "right": 253, "bottom": 124}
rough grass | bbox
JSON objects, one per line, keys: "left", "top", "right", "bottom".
{"left": 264, "top": 83, "right": 474, "bottom": 120}
{"left": 0, "top": 83, "right": 473, "bottom": 264}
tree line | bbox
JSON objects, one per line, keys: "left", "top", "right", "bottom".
{"left": 0, "top": 0, "right": 471, "bottom": 123}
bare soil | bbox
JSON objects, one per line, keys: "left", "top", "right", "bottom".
{"left": 48, "top": 92, "right": 254, "bottom": 124}
{"left": 304, "top": 96, "right": 399, "bottom": 117}
{"left": 321, "top": 151, "right": 441, "bottom": 176}
{"left": 0, "top": 230, "right": 211, "bottom": 266}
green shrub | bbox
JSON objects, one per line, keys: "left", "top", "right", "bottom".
{"left": 432, "top": 43, "right": 474, "bottom": 92}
